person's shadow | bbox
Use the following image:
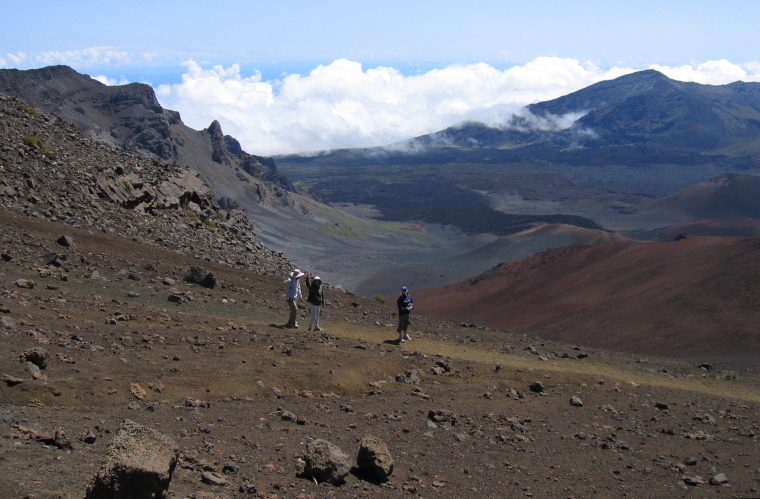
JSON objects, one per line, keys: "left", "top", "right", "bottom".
{"left": 382, "top": 339, "right": 404, "bottom": 345}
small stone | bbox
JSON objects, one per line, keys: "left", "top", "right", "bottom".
{"left": 129, "top": 383, "right": 147, "bottom": 400}
{"left": 710, "top": 473, "right": 728, "bottom": 485}
{"left": 239, "top": 482, "right": 257, "bottom": 494}
{"left": 570, "top": 396, "right": 584, "bottom": 407}
{"left": 14, "top": 279, "right": 35, "bottom": 289}
{"left": 682, "top": 475, "right": 705, "bottom": 486}
{"left": 222, "top": 461, "right": 239, "bottom": 474}
{"left": 201, "top": 471, "right": 227, "bottom": 486}
{"left": 54, "top": 430, "right": 73, "bottom": 450}
{"left": 2, "top": 373, "right": 23, "bottom": 386}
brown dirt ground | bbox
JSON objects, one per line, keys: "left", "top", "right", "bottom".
{"left": 416, "top": 236, "right": 760, "bottom": 368}
{"left": 2, "top": 213, "right": 760, "bottom": 498}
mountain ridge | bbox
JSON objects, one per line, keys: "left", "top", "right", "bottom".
{"left": 0, "top": 65, "right": 294, "bottom": 212}
{"left": 428, "top": 69, "right": 760, "bottom": 154}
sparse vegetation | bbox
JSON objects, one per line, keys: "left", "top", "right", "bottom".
{"left": 21, "top": 136, "right": 56, "bottom": 160}
{"left": 186, "top": 210, "right": 219, "bottom": 229}
{"left": 373, "top": 294, "right": 386, "bottom": 303}
{"left": 21, "top": 105, "right": 39, "bottom": 115}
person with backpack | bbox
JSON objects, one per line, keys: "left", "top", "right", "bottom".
{"left": 304, "top": 271, "right": 325, "bottom": 332}
{"left": 397, "top": 286, "right": 413, "bottom": 343}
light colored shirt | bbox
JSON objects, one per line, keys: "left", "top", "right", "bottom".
{"left": 285, "top": 277, "right": 302, "bottom": 300}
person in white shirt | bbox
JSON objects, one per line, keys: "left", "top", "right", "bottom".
{"left": 284, "top": 269, "right": 304, "bottom": 328}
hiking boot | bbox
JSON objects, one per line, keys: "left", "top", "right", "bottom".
{"left": 404, "top": 334, "right": 412, "bottom": 341}
{"left": 315, "top": 327, "right": 323, "bottom": 332}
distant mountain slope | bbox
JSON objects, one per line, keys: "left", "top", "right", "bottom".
{"left": 353, "top": 223, "right": 632, "bottom": 298}
{"left": 415, "top": 236, "right": 760, "bottom": 364}
{"left": 0, "top": 65, "right": 292, "bottom": 212}
{"left": 531, "top": 70, "right": 760, "bottom": 152}
{"left": 638, "top": 173, "right": 760, "bottom": 220}
{"left": 443, "top": 223, "right": 632, "bottom": 272}
{"left": 630, "top": 218, "right": 760, "bottom": 241}
{"left": 431, "top": 70, "right": 760, "bottom": 155}
{"left": 278, "top": 70, "right": 760, "bottom": 240}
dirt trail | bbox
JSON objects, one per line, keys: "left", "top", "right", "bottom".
{"left": 323, "top": 321, "right": 760, "bottom": 403}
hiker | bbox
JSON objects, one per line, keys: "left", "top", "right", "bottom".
{"left": 304, "top": 271, "right": 325, "bottom": 332}
{"left": 284, "top": 269, "right": 304, "bottom": 328}
{"left": 397, "top": 286, "right": 414, "bottom": 342}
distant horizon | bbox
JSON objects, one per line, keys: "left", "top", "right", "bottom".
{"left": 124, "top": 59, "right": 760, "bottom": 157}
{"left": 4, "top": 1, "right": 760, "bottom": 155}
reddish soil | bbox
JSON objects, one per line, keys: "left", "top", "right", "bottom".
{"left": 415, "top": 236, "right": 760, "bottom": 367}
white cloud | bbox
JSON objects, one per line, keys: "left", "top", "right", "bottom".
{"left": 5, "top": 52, "right": 748, "bottom": 157}
{"left": 650, "top": 59, "right": 760, "bottom": 85}
{"left": 92, "top": 75, "right": 131, "bottom": 86}
{"left": 157, "top": 57, "right": 642, "bottom": 156}
{"left": 36, "top": 47, "right": 133, "bottom": 67}
{"left": 1, "top": 47, "right": 153, "bottom": 71}
{"left": 0, "top": 52, "right": 27, "bottom": 66}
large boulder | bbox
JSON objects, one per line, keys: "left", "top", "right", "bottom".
{"left": 356, "top": 435, "right": 394, "bottom": 482}
{"left": 85, "top": 419, "right": 179, "bottom": 499}
{"left": 303, "top": 439, "right": 351, "bottom": 485}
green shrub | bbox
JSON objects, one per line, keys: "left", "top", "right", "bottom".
{"left": 21, "top": 136, "right": 56, "bottom": 159}
{"left": 373, "top": 294, "right": 386, "bottom": 304}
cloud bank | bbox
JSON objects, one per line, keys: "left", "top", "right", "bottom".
{"left": 155, "top": 57, "right": 760, "bottom": 156}
{"left": 1, "top": 46, "right": 143, "bottom": 70}
{"left": 4, "top": 49, "right": 759, "bottom": 156}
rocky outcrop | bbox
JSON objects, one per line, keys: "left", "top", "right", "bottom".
{"left": 0, "top": 95, "right": 291, "bottom": 276}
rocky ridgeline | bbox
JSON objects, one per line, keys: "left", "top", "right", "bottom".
{"left": 0, "top": 95, "right": 290, "bottom": 275}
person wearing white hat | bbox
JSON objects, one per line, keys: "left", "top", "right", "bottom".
{"left": 304, "top": 271, "right": 325, "bottom": 332}
{"left": 284, "top": 269, "right": 304, "bottom": 328}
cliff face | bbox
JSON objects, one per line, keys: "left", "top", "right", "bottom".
{"left": 0, "top": 65, "right": 293, "bottom": 211}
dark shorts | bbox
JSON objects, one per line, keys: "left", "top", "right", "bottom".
{"left": 397, "top": 313, "right": 410, "bottom": 333}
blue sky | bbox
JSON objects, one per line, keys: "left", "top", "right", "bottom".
{"left": 3, "top": 1, "right": 760, "bottom": 155}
